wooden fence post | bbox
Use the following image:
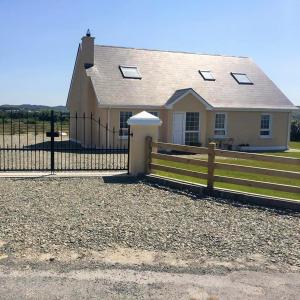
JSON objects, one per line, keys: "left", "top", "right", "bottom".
{"left": 207, "top": 142, "right": 216, "bottom": 191}
{"left": 145, "top": 136, "right": 153, "bottom": 174}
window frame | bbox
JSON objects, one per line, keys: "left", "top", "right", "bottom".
{"left": 119, "top": 111, "right": 133, "bottom": 139}
{"left": 260, "top": 113, "right": 272, "bottom": 138}
{"left": 199, "top": 70, "right": 215, "bottom": 81}
{"left": 213, "top": 112, "right": 227, "bottom": 138}
{"left": 148, "top": 111, "right": 159, "bottom": 117}
{"left": 119, "top": 65, "right": 142, "bottom": 79}
{"left": 231, "top": 72, "right": 253, "bottom": 85}
{"left": 185, "top": 112, "right": 200, "bottom": 146}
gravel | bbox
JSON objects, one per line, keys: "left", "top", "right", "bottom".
{"left": 0, "top": 177, "right": 299, "bottom": 274}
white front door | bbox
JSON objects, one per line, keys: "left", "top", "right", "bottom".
{"left": 172, "top": 112, "right": 185, "bottom": 144}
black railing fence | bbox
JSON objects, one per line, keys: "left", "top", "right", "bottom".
{"left": 0, "top": 110, "right": 129, "bottom": 171}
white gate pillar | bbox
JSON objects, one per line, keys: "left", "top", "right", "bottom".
{"left": 127, "top": 111, "right": 162, "bottom": 176}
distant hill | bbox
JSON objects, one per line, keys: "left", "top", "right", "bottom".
{"left": 0, "top": 104, "right": 67, "bottom": 112}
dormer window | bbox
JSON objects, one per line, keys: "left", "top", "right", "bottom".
{"left": 231, "top": 72, "right": 253, "bottom": 85}
{"left": 199, "top": 70, "right": 215, "bottom": 81}
{"left": 119, "top": 66, "right": 142, "bottom": 79}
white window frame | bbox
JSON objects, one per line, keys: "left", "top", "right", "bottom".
{"left": 185, "top": 112, "right": 200, "bottom": 145}
{"left": 199, "top": 70, "right": 215, "bottom": 81}
{"left": 214, "top": 112, "right": 227, "bottom": 138}
{"left": 119, "top": 65, "right": 142, "bottom": 79}
{"left": 260, "top": 113, "right": 272, "bottom": 138}
{"left": 231, "top": 72, "right": 253, "bottom": 85}
{"left": 119, "top": 111, "right": 133, "bottom": 139}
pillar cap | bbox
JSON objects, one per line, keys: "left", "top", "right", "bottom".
{"left": 127, "top": 111, "right": 162, "bottom": 126}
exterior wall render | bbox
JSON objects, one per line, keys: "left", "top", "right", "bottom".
{"left": 206, "top": 111, "right": 289, "bottom": 148}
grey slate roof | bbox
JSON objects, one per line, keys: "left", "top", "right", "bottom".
{"left": 86, "top": 45, "right": 296, "bottom": 110}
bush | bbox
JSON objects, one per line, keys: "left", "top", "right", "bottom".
{"left": 291, "top": 120, "right": 300, "bottom": 141}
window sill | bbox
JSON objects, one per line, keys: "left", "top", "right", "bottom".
{"left": 259, "top": 135, "right": 272, "bottom": 139}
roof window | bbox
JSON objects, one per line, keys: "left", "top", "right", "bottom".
{"left": 119, "top": 66, "right": 142, "bottom": 79}
{"left": 199, "top": 70, "right": 215, "bottom": 81}
{"left": 231, "top": 72, "right": 253, "bottom": 85}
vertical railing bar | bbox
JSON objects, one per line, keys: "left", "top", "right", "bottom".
{"left": 105, "top": 123, "right": 108, "bottom": 170}
{"left": 6, "top": 144, "right": 9, "bottom": 171}
{"left": 10, "top": 110, "right": 12, "bottom": 148}
{"left": 26, "top": 112, "right": 28, "bottom": 170}
{"left": 50, "top": 110, "right": 55, "bottom": 174}
{"left": 90, "top": 112, "right": 93, "bottom": 170}
{"left": 116, "top": 129, "right": 118, "bottom": 169}
{"left": 101, "top": 142, "right": 103, "bottom": 170}
{"left": 18, "top": 118, "right": 21, "bottom": 170}
{"left": 34, "top": 112, "right": 37, "bottom": 170}
{"left": 98, "top": 117, "right": 100, "bottom": 170}
{"left": 75, "top": 112, "right": 78, "bottom": 170}
{"left": 22, "top": 144, "right": 24, "bottom": 170}
{"left": 2, "top": 115, "right": 4, "bottom": 171}
{"left": 112, "top": 127, "right": 115, "bottom": 170}
{"left": 68, "top": 113, "right": 71, "bottom": 170}
{"left": 60, "top": 112, "right": 63, "bottom": 171}
{"left": 10, "top": 111, "right": 13, "bottom": 170}
{"left": 83, "top": 112, "right": 86, "bottom": 170}
{"left": 28, "top": 113, "right": 32, "bottom": 171}
{"left": 15, "top": 144, "right": 17, "bottom": 171}
{"left": 42, "top": 119, "right": 45, "bottom": 170}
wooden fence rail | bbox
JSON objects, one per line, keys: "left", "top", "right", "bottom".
{"left": 147, "top": 139, "right": 300, "bottom": 197}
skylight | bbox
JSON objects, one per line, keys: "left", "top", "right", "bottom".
{"left": 199, "top": 70, "right": 215, "bottom": 81}
{"left": 119, "top": 66, "right": 142, "bottom": 79}
{"left": 231, "top": 72, "right": 253, "bottom": 85}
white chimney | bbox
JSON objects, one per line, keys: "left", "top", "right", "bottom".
{"left": 81, "top": 29, "right": 95, "bottom": 68}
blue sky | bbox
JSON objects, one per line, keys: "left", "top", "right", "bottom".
{"left": 0, "top": 0, "right": 299, "bottom": 106}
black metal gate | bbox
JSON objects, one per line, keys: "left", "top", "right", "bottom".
{"left": 0, "top": 110, "right": 129, "bottom": 172}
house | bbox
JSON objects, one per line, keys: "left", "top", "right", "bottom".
{"left": 66, "top": 31, "right": 298, "bottom": 151}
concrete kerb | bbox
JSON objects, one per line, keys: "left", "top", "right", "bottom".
{"left": 145, "top": 174, "right": 300, "bottom": 212}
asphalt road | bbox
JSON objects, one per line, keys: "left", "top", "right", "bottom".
{"left": 1, "top": 266, "right": 300, "bottom": 300}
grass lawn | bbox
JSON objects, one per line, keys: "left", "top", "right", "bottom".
{"left": 289, "top": 141, "right": 300, "bottom": 150}
{"left": 153, "top": 148, "right": 300, "bottom": 201}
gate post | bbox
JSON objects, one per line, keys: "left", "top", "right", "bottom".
{"left": 207, "top": 142, "right": 216, "bottom": 191}
{"left": 127, "top": 111, "right": 161, "bottom": 176}
{"left": 50, "top": 110, "right": 55, "bottom": 173}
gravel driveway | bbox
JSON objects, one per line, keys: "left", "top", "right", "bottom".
{"left": 0, "top": 176, "right": 299, "bottom": 275}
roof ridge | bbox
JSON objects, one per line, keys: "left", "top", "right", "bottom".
{"left": 94, "top": 44, "right": 249, "bottom": 59}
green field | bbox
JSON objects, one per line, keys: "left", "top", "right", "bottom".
{"left": 153, "top": 141, "right": 300, "bottom": 201}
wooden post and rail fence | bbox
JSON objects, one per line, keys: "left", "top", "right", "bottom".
{"left": 145, "top": 137, "right": 300, "bottom": 195}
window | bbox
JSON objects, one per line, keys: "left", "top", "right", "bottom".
{"left": 185, "top": 112, "right": 200, "bottom": 145}
{"left": 214, "top": 113, "right": 226, "bottom": 137}
{"left": 119, "top": 111, "right": 133, "bottom": 137}
{"left": 119, "top": 66, "right": 142, "bottom": 79}
{"left": 199, "top": 70, "right": 215, "bottom": 81}
{"left": 231, "top": 72, "right": 253, "bottom": 85}
{"left": 148, "top": 111, "right": 159, "bottom": 117}
{"left": 260, "top": 114, "right": 271, "bottom": 137}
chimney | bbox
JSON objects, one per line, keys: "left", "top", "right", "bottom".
{"left": 81, "top": 29, "right": 95, "bottom": 69}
